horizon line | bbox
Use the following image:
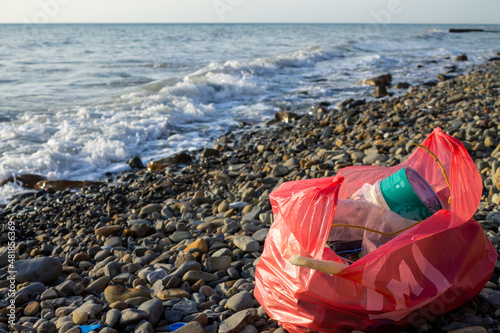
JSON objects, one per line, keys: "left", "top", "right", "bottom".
{"left": 1, "top": 22, "right": 500, "bottom": 25}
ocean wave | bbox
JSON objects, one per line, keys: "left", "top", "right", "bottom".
{"left": 412, "top": 28, "right": 447, "bottom": 40}
{"left": 114, "top": 46, "right": 337, "bottom": 121}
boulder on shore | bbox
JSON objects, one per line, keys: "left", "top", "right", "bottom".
{"left": 357, "top": 73, "right": 392, "bottom": 87}
{"left": 14, "top": 257, "right": 62, "bottom": 284}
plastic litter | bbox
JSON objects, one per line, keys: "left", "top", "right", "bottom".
{"left": 351, "top": 166, "right": 443, "bottom": 221}
{"left": 169, "top": 322, "right": 186, "bottom": 331}
{"left": 79, "top": 324, "right": 101, "bottom": 333}
{"left": 254, "top": 128, "right": 497, "bottom": 332}
{"left": 328, "top": 198, "right": 416, "bottom": 256}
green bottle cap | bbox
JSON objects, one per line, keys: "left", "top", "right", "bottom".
{"left": 380, "top": 167, "right": 442, "bottom": 221}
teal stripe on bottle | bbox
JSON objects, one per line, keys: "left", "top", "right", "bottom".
{"left": 380, "top": 167, "right": 442, "bottom": 221}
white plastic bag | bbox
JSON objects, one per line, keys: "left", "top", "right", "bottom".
{"left": 328, "top": 182, "right": 416, "bottom": 255}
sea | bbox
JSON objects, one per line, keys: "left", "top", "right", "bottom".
{"left": 0, "top": 23, "right": 499, "bottom": 203}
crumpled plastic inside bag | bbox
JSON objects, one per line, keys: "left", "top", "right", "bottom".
{"left": 328, "top": 198, "right": 415, "bottom": 256}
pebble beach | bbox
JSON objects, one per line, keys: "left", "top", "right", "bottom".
{"left": 1, "top": 55, "right": 500, "bottom": 333}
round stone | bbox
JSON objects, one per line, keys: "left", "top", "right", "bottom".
{"left": 72, "top": 310, "right": 88, "bottom": 325}
{"left": 24, "top": 301, "right": 41, "bottom": 316}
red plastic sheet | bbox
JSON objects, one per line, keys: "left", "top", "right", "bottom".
{"left": 254, "top": 128, "right": 497, "bottom": 332}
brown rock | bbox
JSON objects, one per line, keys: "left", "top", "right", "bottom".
{"left": 218, "top": 200, "right": 229, "bottom": 213}
{"left": 104, "top": 286, "right": 151, "bottom": 303}
{"left": 492, "top": 142, "right": 500, "bottom": 156}
{"left": 201, "top": 148, "right": 219, "bottom": 158}
{"left": 359, "top": 73, "right": 392, "bottom": 86}
{"left": 274, "top": 111, "right": 300, "bottom": 123}
{"left": 146, "top": 161, "right": 166, "bottom": 171}
{"left": 494, "top": 168, "right": 500, "bottom": 190}
{"left": 123, "top": 229, "right": 134, "bottom": 237}
{"left": 124, "top": 296, "right": 150, "bottom": 307}
{"left": 183, "top": 238, "right": 208, "bottom": 254}
{"left": 95, "top": 225, "right": 122, "bottom": 237}
{"left": 0, "top": 174, "right": 46, "bottom": 189}
{"left": 372, "top": 86, "right": 388, "bottom": 97}
{"left": 393, "top": 82, "right": 410, "bottom": 89}
{"left": 73, "top": 252, "right": 90, "bottom": 262}
{"left": 157, "top": 288, "right": 190, "bottom": 300}
{"left": 23, "top": 301, "right": 40, "bottom": 316}
{"left": 34, "top": 180, "right": 103, "bottom": 192}
{"left": 72, "top": 310, "right": 88, "bottom": 325}
{"left": 485, "top": 136, "right": 496, "bottom": 147}
{"left": 109, "top": 301, "right": 128, "bottom": 310}
{"left": 147, "top": 152, "right": 192, "bottom": 171}
{"left": 104, "top": 236, "right": 122, "bottom": 247}
{"left": 147, "top": 152, "right": 192, "bottom": 170}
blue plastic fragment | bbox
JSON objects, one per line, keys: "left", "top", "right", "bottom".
{"left": 336, "top": 248, "right": 362, "bottom": 254}
{"left": 169, "top": 322, "right": 187, "bottom": 331}
{"left": 79, "top": 324, "right": 101, "bottom": 333}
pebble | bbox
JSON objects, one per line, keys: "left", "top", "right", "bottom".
{"left": 14, "top": 257, "right": 62, "bottom": 284}
{"left": 147, "top": 268, "right": 168, "bottom": 285}
{"left": 120, "top": 309, "right": 149, "bottom": 325}
{"left": 183, "top": 238, "right": 208, "bottom": 254}
{"left": 168, "top": 261, "right": 201, "bottom": 278}
{"left": 226, "top": 291, "right": 254, "bottom": 312}
{"left": 139, "top": 203, "right": 162, "bottom": 216}
{"left": 24, "top": 301, "right": 41, "bottom": 316}
{"left": 182, "top": 270, "right": 218, "bottom": 283}
{"left": 173, "top": 321, "right": 204, "bottom": 333}
{"left": 137, "top": 298, "right": 163, "bottom": 325}
{"left": 171, "top": 299, "right": 199, "bottom": 314}
{"left": 204, "top": 256, "right": 232, "bottom": 273}
{"left": 252, "top": 229, "right": 269, "bottom": 242}
{"left": 40, "top": 288, "right": 58, "bottom": 301}
{"left": 17, "top": 282, "right": 46, "bottom": 298}
{"left": 164, "top": 310, "right": 184, "bottom": 322}
{"left": 219, "top": 309, "right": 258, "bottom": 333}
{"left": 36, "top": 321, "right": 57, "bottom": 333}
{"left": 104, "top": 286, "right": 151, "bottom": 303}
{"left": 362, "top": 153, "right": 387, "bottom": 165}
{"left": 241, "top": 325, "right": 258, "bottom": 333}
{"left": 233, "top": 236, "right": 260, "bottom": 252}
{"left": 72, "top": 310, "right": 88, "bottom": 325}
{"left": 449, "top": 327, "right": 487, "bottom": 333}
{"left": 95, "top": 225, "right": 122, "bottom": 237}
{"left": 157, "top": 288, "right": 190, "bottom": 300}
{"left": 105, "top": 308, "right": 121, "bottom": 327}
{"left": 478, "top": 288, "right": 500, "bottom": 307}
{"left": 86, "top": 275, "right": 111, "bottom": 294}
{"left": 169, "top": 231, "right": 193, "bottom": 243}
{"left": 73, "top": 252, "right": 90, "bottom": 262}
{"left": 134, "top": 320, "right": 154, "bottom": 333}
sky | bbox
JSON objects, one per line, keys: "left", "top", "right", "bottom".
{"left": 1, "top": 0, "right": 500, "bottom": 24}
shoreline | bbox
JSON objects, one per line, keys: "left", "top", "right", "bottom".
{"left": 0, "top": 50, "right": 487, "bottom": 205}
{"left": 1, "top": 55, "right": 500, "bottom": 333}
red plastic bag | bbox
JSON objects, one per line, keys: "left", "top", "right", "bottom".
{"left": 254, "top": 128, "right": 497, "bottom": 332}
